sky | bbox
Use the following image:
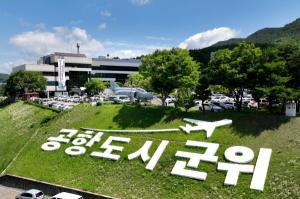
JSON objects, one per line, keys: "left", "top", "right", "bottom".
{"left": 0, "top": 0, "right": 300, "bottom": 73}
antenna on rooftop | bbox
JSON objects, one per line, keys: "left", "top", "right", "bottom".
{"left": 76, "top": 43, "right": 80, "bottom": 54}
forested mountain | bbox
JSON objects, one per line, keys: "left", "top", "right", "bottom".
{"left": 190, "top": 18, "right": 300, "bottom": 65}
{"left": 214, "top": 18, "right": 300, "bottom": 47}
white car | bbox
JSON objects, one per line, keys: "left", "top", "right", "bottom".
{"left": 50, "top": 192, "right": 83, "bottom": 199}
{"left": 211, "top": 95, "right": 229, "bottom": 103}
{"left": 194, "top": 99, "right": 202, "bottom": 106}
{"left": 16, "top": 189, "right": 44, "bottom": 199}
{"left": 248, "top": 100, "right": 258, "bottom": 108}
{"left": 165, "top": 96, "right": 176, "bottom": 103}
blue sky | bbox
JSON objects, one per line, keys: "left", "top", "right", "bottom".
{"left": 1, "top": 0, "right": 300, "bottom": 73}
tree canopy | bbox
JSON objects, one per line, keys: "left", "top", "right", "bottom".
{"left": 84, "top": 79, "right": 106, "bottom": 96}
{"left": 140, "top": 48, "right": 199, "bottom": 106}
{"left": 124, "top": 73, "right": 151, "bottom": 90}
{"left": 5, "top": 71, "right": 46, "bottom": 99}
{"left": 208, "top": 42, "right": 263, "bottom": 110}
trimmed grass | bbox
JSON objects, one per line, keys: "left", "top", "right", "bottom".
{"left": 1, "top": 102, "right": 300, "bottom": 198}
{"left": 0, "top": 102, "right": 58, "bottom": 173}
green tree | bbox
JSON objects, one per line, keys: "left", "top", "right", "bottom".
{"left": 124, "top": 73, "right": 150, "bottom": 90}
{"left": 209, "top": 85, "right": 229, "bottom": 94}
{"left": 84, "top": 79, "right": 106, "bottom": 96}
{"left": 195, "top": 70, "right": 211, "bottom": 112}
{"left": 277, "top": 40, "right": 300, "bottom": 111}
{"left": 176, "top": 88, "right": 195, "bottom": 112}
{"left": 208, "top": 42, "right": 262, "bottom": 111}
{"left": 140, "top": 48, "right": 199, "bottom": 106}
{"left": 255, "top": 47, "right": 292, "bottom": 113}
{"left": 5, "top": 71, "right": 46, "bottom": 99}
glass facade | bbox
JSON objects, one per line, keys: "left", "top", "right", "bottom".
{"left": 91, "top": 73, "right": 129, "bottom": 82}
{"left": 67, "top": 71, "right": 89, "bottom": 90}
{"left": 47, "top": 81, "right": 58, "bottom": 86}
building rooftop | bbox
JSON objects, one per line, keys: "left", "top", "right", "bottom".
{"left": 53, "top": 52, "right": 87, "bottom": 58}
{"left": 92, "top": 57, "right": 141, "bottom": 63}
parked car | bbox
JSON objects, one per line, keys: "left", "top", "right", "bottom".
{"left": 260, "top": 98, "right": 269, "bottom": 106}
{"left": 165, "top": 96, "right": 177, "bottom": 104}
{"left": 224, "top": 102, "right": 237, "bottom": 109}
{"left": 212, "top": 102, "right": 235, "bottom": 110}
{"left": 211, "top": 95, "right": 230, "bottom": 103}
{"left": 194, "top": 99, "right": 202, "bottom": 106}
{"left": 50, "top": 192, "right": 83, "bottom": 199}
{"left": 16, "top": 189, "right": 44, "bottom": 199}
{"left": 248, "top": 100, "right": 258, "bottom": 108}
{"left": 199, "top": 103, "right": 223, "bottom": 112}
{"left": 112, "top": 95, "right": 131, "bottom": 103}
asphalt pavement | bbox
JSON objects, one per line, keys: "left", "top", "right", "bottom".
{"left": 0, "top": 185, "right": 22, "bottom": 199}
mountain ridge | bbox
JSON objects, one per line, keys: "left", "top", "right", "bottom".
{"left": 213, "top": 18, "right": 300, "bottom": 47}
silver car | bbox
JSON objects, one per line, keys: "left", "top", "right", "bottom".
{"left": 199, "top": 103, "right": 223, "bottom": 112}
{"left": 16, "top": 189, "right": 44, "bottom": 199}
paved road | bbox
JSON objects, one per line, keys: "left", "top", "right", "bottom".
{"left": 0, "top": 185, "right": 52, "bottom": 199}
{"left": 0, "top": 185, "right": 22, "bottom": 199}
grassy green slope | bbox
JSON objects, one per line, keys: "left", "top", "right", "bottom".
{"left": 0, "top": 102, "right": 58, "bottom": 172}
{"left": 2, "top": 103, "right": 300, "bottom": 199}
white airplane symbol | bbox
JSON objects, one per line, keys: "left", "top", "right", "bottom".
{"left": 179, "top": 118, "right": 232, "bottom": 138}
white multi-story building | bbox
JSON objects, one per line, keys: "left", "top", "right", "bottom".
{"left": 13, "top": 52, "right": 141, "bottom": 96}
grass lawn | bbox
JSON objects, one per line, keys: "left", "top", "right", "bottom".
{"left": 1, "top": 102, "right": 299, "bottom": 198}
{"left": 0, "top": 102, "right": 58, "bottom": 173}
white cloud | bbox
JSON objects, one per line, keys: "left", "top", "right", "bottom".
{"left": 104, "top": 40, "right": 171, "bottom": 57}
{"left": 5, "top": 26, "right": 173, "bottom": 73}
{"left": 4, "top": 27, "right": 173, "bottom": 73}
{"left": 97, "top": 23, "right": 107, "bottom": 30}
{"left": 179, "top": 27, "right": 237, "bottom": 49}
{"left": 130, "top": 0, "right": 151, "bottom": 6}
{"left": 9, "top": 27, "right": 105, "bottom": 57}
{"left": 100, "top": 10, "right": 111, "bottom": 17}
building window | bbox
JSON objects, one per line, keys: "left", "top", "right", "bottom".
{"left": 92, "top": 65, "right": 139, "bottom": 71}
{"left": 67, "top": 71, "right": 89, "bottom": 89}
{"left": 47, "top": 81, "right": 58, "bottom": 86}
{"left": 43, "top": 72, "right": 69, "bottom": 76}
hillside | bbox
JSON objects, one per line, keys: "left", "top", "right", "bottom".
{"left": 190, "top": 18, "right": 300, "bottom": 65}
{"left": 0, "top": 102, "right": 58, "bottom": 172}
{"left": 213, "top": 18, "right": 300, "bottom": 47}
{"left": 1, "top": 102, "right": 300, "bottom": 198}
{"left": 0, "top": 73, "right": 8, "bottom": 83}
